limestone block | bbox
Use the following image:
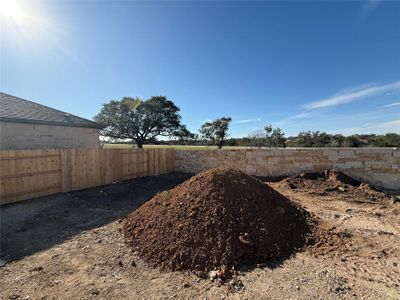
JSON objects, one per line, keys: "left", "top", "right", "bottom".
{"left": 354, "top": 148, "right": 372, "bottom": 154}
{"left": 338, "top": 149, "right": 355, "bottom": 158}
{"left": 345, "top": 161, "right": 363, "bottom": 168}
{"left": 332, "top": 163, "right": 351, "bottom": 169}
{"left": 322, "top": 149, "right": 338, "bottom": 157}
{"left": 373, "top": 149, "right": 395, "bottom": 155}
{"left": 271, "top": 149, "right": 283, "bottom": 155}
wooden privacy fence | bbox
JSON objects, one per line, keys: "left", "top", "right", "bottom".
{"left": 0, "top": 148, "right": 175, "bottom": 205}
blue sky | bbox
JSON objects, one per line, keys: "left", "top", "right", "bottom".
{"left": 1, "top": 0, "right": 399, "bottom": 137}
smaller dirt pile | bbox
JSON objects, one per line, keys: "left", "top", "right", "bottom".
{"left": 280, "top": 169, "right": 393, "bottom": 203}
{"left": 123, "top": 168, "right": 314, "bottom": 277}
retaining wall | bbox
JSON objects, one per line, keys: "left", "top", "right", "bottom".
{"left": 175, "top": 148, "right": 400, "bottom": 190}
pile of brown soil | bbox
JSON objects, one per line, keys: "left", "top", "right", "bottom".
{"left": 279, "top": 170, "right": 392, "bottom": 203}
{"left": 123, "top": 168, "right": 314, "bottom": 277}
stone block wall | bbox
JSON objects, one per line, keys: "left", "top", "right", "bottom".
{"left": 0, "top": 122, "right": 100, "bottom": 150}
{"left": 175, "top": 148, "right": 399, "bottom": 190}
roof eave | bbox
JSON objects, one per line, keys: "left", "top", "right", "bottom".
{"left": 0, "top": 117, "right": 106, "bottom": 129}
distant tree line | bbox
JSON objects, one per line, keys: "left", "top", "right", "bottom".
{"left": 95, "top": 96, "right": 400, "bottom": 148}
{"left": 221, "top": 132, "right": 400, "bottom": 148}
{"left": 170, "top": 129, "right": 400, "bottom": 148}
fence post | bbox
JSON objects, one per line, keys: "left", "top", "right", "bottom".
{"left": 60, "top": 149, "right": 72, "bottom": 192}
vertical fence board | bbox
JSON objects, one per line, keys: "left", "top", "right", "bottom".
{"left": 148, "top": 149, "right": 155, "bottom": 176}
{"left": 100, "top": 150, "right": 110, "bottom": 185}
{"left": 171, "top": 149, "right": 176, "bottom": 172}
{"left": 61, "top": 149, "right": 72, "bottom": 192}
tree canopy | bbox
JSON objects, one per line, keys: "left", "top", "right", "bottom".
{"left": 247, "top": 125, "right": 286, "bottom": 148}
{"left": 94, "top": 96, "right": 185, "bottom": 148}
{"left": 199, "top": 117, "right": 232, "bottom": 149}
{"left": 171, "top": 125, "right": 197, "bottom": 143}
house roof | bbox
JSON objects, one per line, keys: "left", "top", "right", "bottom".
{"left": 0, "top": 92, "right": 105, "bottom": 129}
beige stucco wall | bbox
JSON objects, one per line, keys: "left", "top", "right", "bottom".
{"left": 0, "top": 122, "right": 100, "bottom": 150}
{"left": 176, "top": 148, "right": 400, "bottom": 190}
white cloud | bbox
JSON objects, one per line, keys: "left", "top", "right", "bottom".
{"left": 200, "top": 118, "right": 262, "bottom": 125}
{"left": 364, "top": 0, "right": 382, "bottom": 12}
{"left": 335, "top": 83, "right": 377, "bottom": 95}
{"left": 328, "top": 119, "right": 400, "bottom": 135}
{"left": 291, "top": 112, "right": 314, "bottom": 119}
{"left": 303, "top": 81, "right": 400, "bottom": 110}
{"left": 233, "top": 118, "right": 261, "bottom": 124}
{"left": 274, "top": 105, "right": 400, "bottom": 136}
{"left": 382, "top": 119, "right": 400, "bottom": 127}
{"left": 274, "top": 110, "right": 324, "bottom": 127}
{"left": 358, "top": 0, "right": 383, "bottom": 22}
{"left": 382, "top": 102, "right": 400, "bottom": 108}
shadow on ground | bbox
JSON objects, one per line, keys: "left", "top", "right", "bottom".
{"left": 0, "top": 172, "right": 192, "bottom": 265}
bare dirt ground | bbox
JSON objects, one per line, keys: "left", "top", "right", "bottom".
{"left": 1, "top": 172, "right": 399, "bottom": 300}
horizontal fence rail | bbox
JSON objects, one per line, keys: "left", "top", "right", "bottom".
{"left": 0, "top": 148, "right": 175, "bottom": 205}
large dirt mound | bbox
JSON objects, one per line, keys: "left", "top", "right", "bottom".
{"left": 123, "top": 168, "right": 314, "bottom": 276}
{"left": 279, "top": 169, "right": 392, "bottom": 203}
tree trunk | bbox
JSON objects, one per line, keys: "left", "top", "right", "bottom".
{"left": 137, "top": 142, "right": 143, "bottom": 149}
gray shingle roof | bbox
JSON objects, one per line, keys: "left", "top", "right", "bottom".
{"left": 0, "top": 92, "right": 104, "bottom": 129}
